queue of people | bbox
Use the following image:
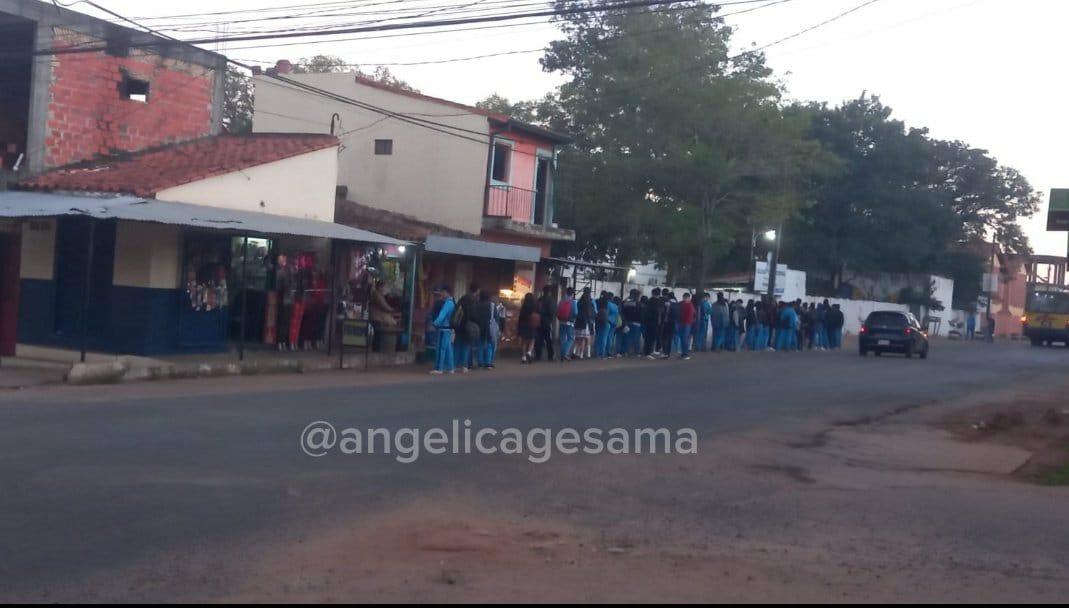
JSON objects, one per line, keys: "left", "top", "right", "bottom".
{"left": 428, "top": 283, "right": 849, "bottom": 374}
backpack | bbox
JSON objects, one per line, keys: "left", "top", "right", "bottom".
{"left": 450, "top": 300, "right": 464, "bottom": 328}
{"left": 557, "top": 299, "right": 573, "bottom": 322}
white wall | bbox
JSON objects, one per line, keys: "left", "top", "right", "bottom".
{"left": 155, "top": 147, "right": 339, "bottom": 221}
{"left": 19, "top": 219, "right": 55, "bottom": 280}
{"left": 112, "top": 221, "right": 181, "bottom": 289}
{"left": 252, "top": 74, "right": 491, "bottom": 234}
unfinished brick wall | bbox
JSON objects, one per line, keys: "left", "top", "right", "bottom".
{"left": 44, "top": 28, "right": 217, "bottom": 168}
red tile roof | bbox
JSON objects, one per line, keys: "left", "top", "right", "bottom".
{"left": 19, "top": 134, "right": 339, "bottom": 197}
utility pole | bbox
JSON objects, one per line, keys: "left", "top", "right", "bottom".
{"left": 766, "top": 222, "right": 782, "bottom": 302}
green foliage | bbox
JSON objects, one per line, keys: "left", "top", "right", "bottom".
{"left": 223, "top": 67, "right": 253, "bottom": 134}
{"left": 295, "top": 55, "right": 419, "bottom": 92}
{"left": 541, "top": 0, "right": 833, "bottom": 283}
{"left": 783, "top": 94, "right": 1039, "bottom": 301}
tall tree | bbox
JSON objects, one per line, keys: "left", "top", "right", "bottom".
{"left": 543, "top": 0, "right": 831, "bottom": 286}
{"left": 784, "top": 94, "right": 1039, "bottom": 297}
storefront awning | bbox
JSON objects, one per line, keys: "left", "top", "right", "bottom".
{"left": 424, "top": 234, "right": 541, "bottom": 263}
{"left": 0, "top": 191, "right": 408, "bottom": 245}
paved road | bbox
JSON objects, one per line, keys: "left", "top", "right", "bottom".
{"left": 1, "top": 339, "right": 1067, "bottom": 601}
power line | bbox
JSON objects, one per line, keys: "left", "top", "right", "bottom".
{"left": 32, "top": 0, "right": 769, "bottom": 56}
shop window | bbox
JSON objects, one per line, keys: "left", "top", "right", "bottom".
{"left": 182, "top": 235, "right": 231, "bottom": 313}
{"left": 374, "top": 139, "right": 393, "bottom": 155}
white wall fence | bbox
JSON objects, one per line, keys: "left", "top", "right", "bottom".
{"left": 608, "top": 283, "right": 969, "bottom": 339}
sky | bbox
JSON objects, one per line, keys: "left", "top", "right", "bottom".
{"left": 72, "top": 0, "right": 1069, "bottom": 256}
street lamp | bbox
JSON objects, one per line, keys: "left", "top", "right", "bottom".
{"left": 749, "top": 228, "right": 779, "bottom": 292}
{"left": 766, "top": 222, "right": 784, "bottom": 302}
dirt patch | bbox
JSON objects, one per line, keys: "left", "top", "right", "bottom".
{"left": 936, "top": 393, "right": 1069, "bottom": 483}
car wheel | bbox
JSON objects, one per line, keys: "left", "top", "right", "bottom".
{"left": 859, "top": 347, "right": 867, "bottom": 357}
{"left": 1030, "top": 337, "right": 1042, "bottom": 347}
{"left": 874, "top": 350, "right": 882, "bottom": 357}
{"left": 905, "top": 342, "right": 914, "bottom": 358}
{"left": 920, "top": 344, "right": 929, "bottom": 359}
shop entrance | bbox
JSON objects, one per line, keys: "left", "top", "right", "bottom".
{"left": 53, "top": 218, "right": 116, "bottom": 342}
{"left": 0, "top": 231, "right": 20, "bottom": 356}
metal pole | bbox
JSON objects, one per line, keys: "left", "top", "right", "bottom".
{"left": 986, "top": 236, "right": 996, "bottom": 340}
{"left": 748, "top": 228, "right": 756, "bottom": 291}
{"left": 766, "top": 222, "right": 782, "bottom": 302}
{"left": 238, "top": 236, "right": 248, "bottom": 361}
{"left": 405, "top": 245, "right": 418, "bottom": 352}
{"left": 327, "top": 240, "right": 338, "bottom": 358}
{"left": 80, "top": 218, "right": 96, "bottom": 363}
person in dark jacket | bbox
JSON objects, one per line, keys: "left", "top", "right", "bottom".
{"left": 644, "top": 288, "right": 664, "bottom": 358}
{"left": 452, "top": 283, "right": 480, "bottom": 372}
{"left": 517, "top": 292, "right": 537, "bottom": 363}
{"left": 475, "top": 290, "right": 495, "bottom": 368}
{"left": 534, "top": 285, "right": 556, "bottom": 362}
{"left": 620, "top": 289, "right": 643, "bottom": 356}
{"left": 827, "top": 303, "right": 845, "bottom": 349}
{"left": 662, "top": 291, "right": 680, "bottom": 358}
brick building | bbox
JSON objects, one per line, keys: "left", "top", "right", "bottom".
{"left": 0, "top": 0, "right": 226, "bottom": 176}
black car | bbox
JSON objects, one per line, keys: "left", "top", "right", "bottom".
{"left": 859, "top": 310, "right": 929, "bottom": 358}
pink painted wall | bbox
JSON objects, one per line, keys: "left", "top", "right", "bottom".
{"left": 489, "top": 130, "right": 553, "bottom": 223}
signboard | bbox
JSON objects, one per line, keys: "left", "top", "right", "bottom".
{"left": 342, "top": 319, "right": 370, "bottom": 348}
{"left": 982, "top": 272, "right": 999, "bottom": 293}
{"left": 1048, "top": 188, "right": 1069, "bottom": 231}
{"left": 754, "top": 261, "right": 788, "bottom": 295}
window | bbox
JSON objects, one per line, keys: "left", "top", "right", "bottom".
{"left": 120, "top": 72, "right": 150, "bottom": 103}
{"left": 374, "top": 139, "right": 393, "bottom": 155}
{"left": 491, "top": 141, "right": 511, "bottom": 183}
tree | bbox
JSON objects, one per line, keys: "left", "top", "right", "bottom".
{"left": 294, "top": 54, "right": 349, "bottom": 74}
{"left": 293, "top": 56, "right": 420, "bottom": 92}
{"left": 783, "top": 94, "right": 1040, "bottom": 300}
{"left": 223, "top": 67, "right": 253, "bottom": 134}
{"left": 543, "top": 0, "right": 832, "bottom": 285}
{"left": 476, "top": 92, "right": 571, "bottom": 131}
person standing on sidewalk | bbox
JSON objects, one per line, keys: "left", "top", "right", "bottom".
{"left": 517, "top": 292, "right": 537, "bottom": 364}
{"left": 827, "top": 303, "right": 844, "bottom": 350}
{"left": 621, "top": 289, "right": 643, "bottom": 357}
{"left": 695, "top": 292, "right": 711, "bottom": 352}
{"left": 430, "top": 287, "right": 456, "bottom": 375}
{"left": 644, "top": 288, "right": 664, "bottom": 358}
{"left": 557, "top": 287, "right": 578, "bottom": 361}
{"left": 454, "top": 283, "right": 480, "bottom": 373}
{"left": 534, "top": 285, "right": 557, "bottom": 362}
{"left": 678, "top": 292, "right": 695, "bottom": 360}
{"left": 966, "top": 312, "right": 977, "bottom": 341}
{"left": 662, "top": 291, "right": 680, "bottom": 358}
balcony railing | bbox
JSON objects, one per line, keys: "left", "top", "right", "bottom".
{"left": 486, "top": 184, "right": 539, "bottom": 224}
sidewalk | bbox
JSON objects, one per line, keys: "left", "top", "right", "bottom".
{"left": 0, "top": 350, "right": 70, "bottom": 389}
{"left": 8, "top": 343, "right": 418, "bottom": 386}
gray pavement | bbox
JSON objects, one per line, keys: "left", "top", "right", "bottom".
{"left": 0, "top": 338, "right": 1067, "bottom": 601}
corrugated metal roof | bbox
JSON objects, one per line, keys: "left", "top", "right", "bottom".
{"left": 424, "top": 234, "right": 540, "bottom": 262}
{"left": 0, "top": 191, "right": 407, "bottom": 245}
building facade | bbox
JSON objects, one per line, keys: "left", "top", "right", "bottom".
{"left": 0, "top": 0, "right": 226, "bottom": 176}
{"left": 252, "top": 65, "right": 575, "bottom": 348}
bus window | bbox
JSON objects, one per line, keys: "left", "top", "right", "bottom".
{"left": 1026, "top": 291, "right": 1069, "bottom": 314}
